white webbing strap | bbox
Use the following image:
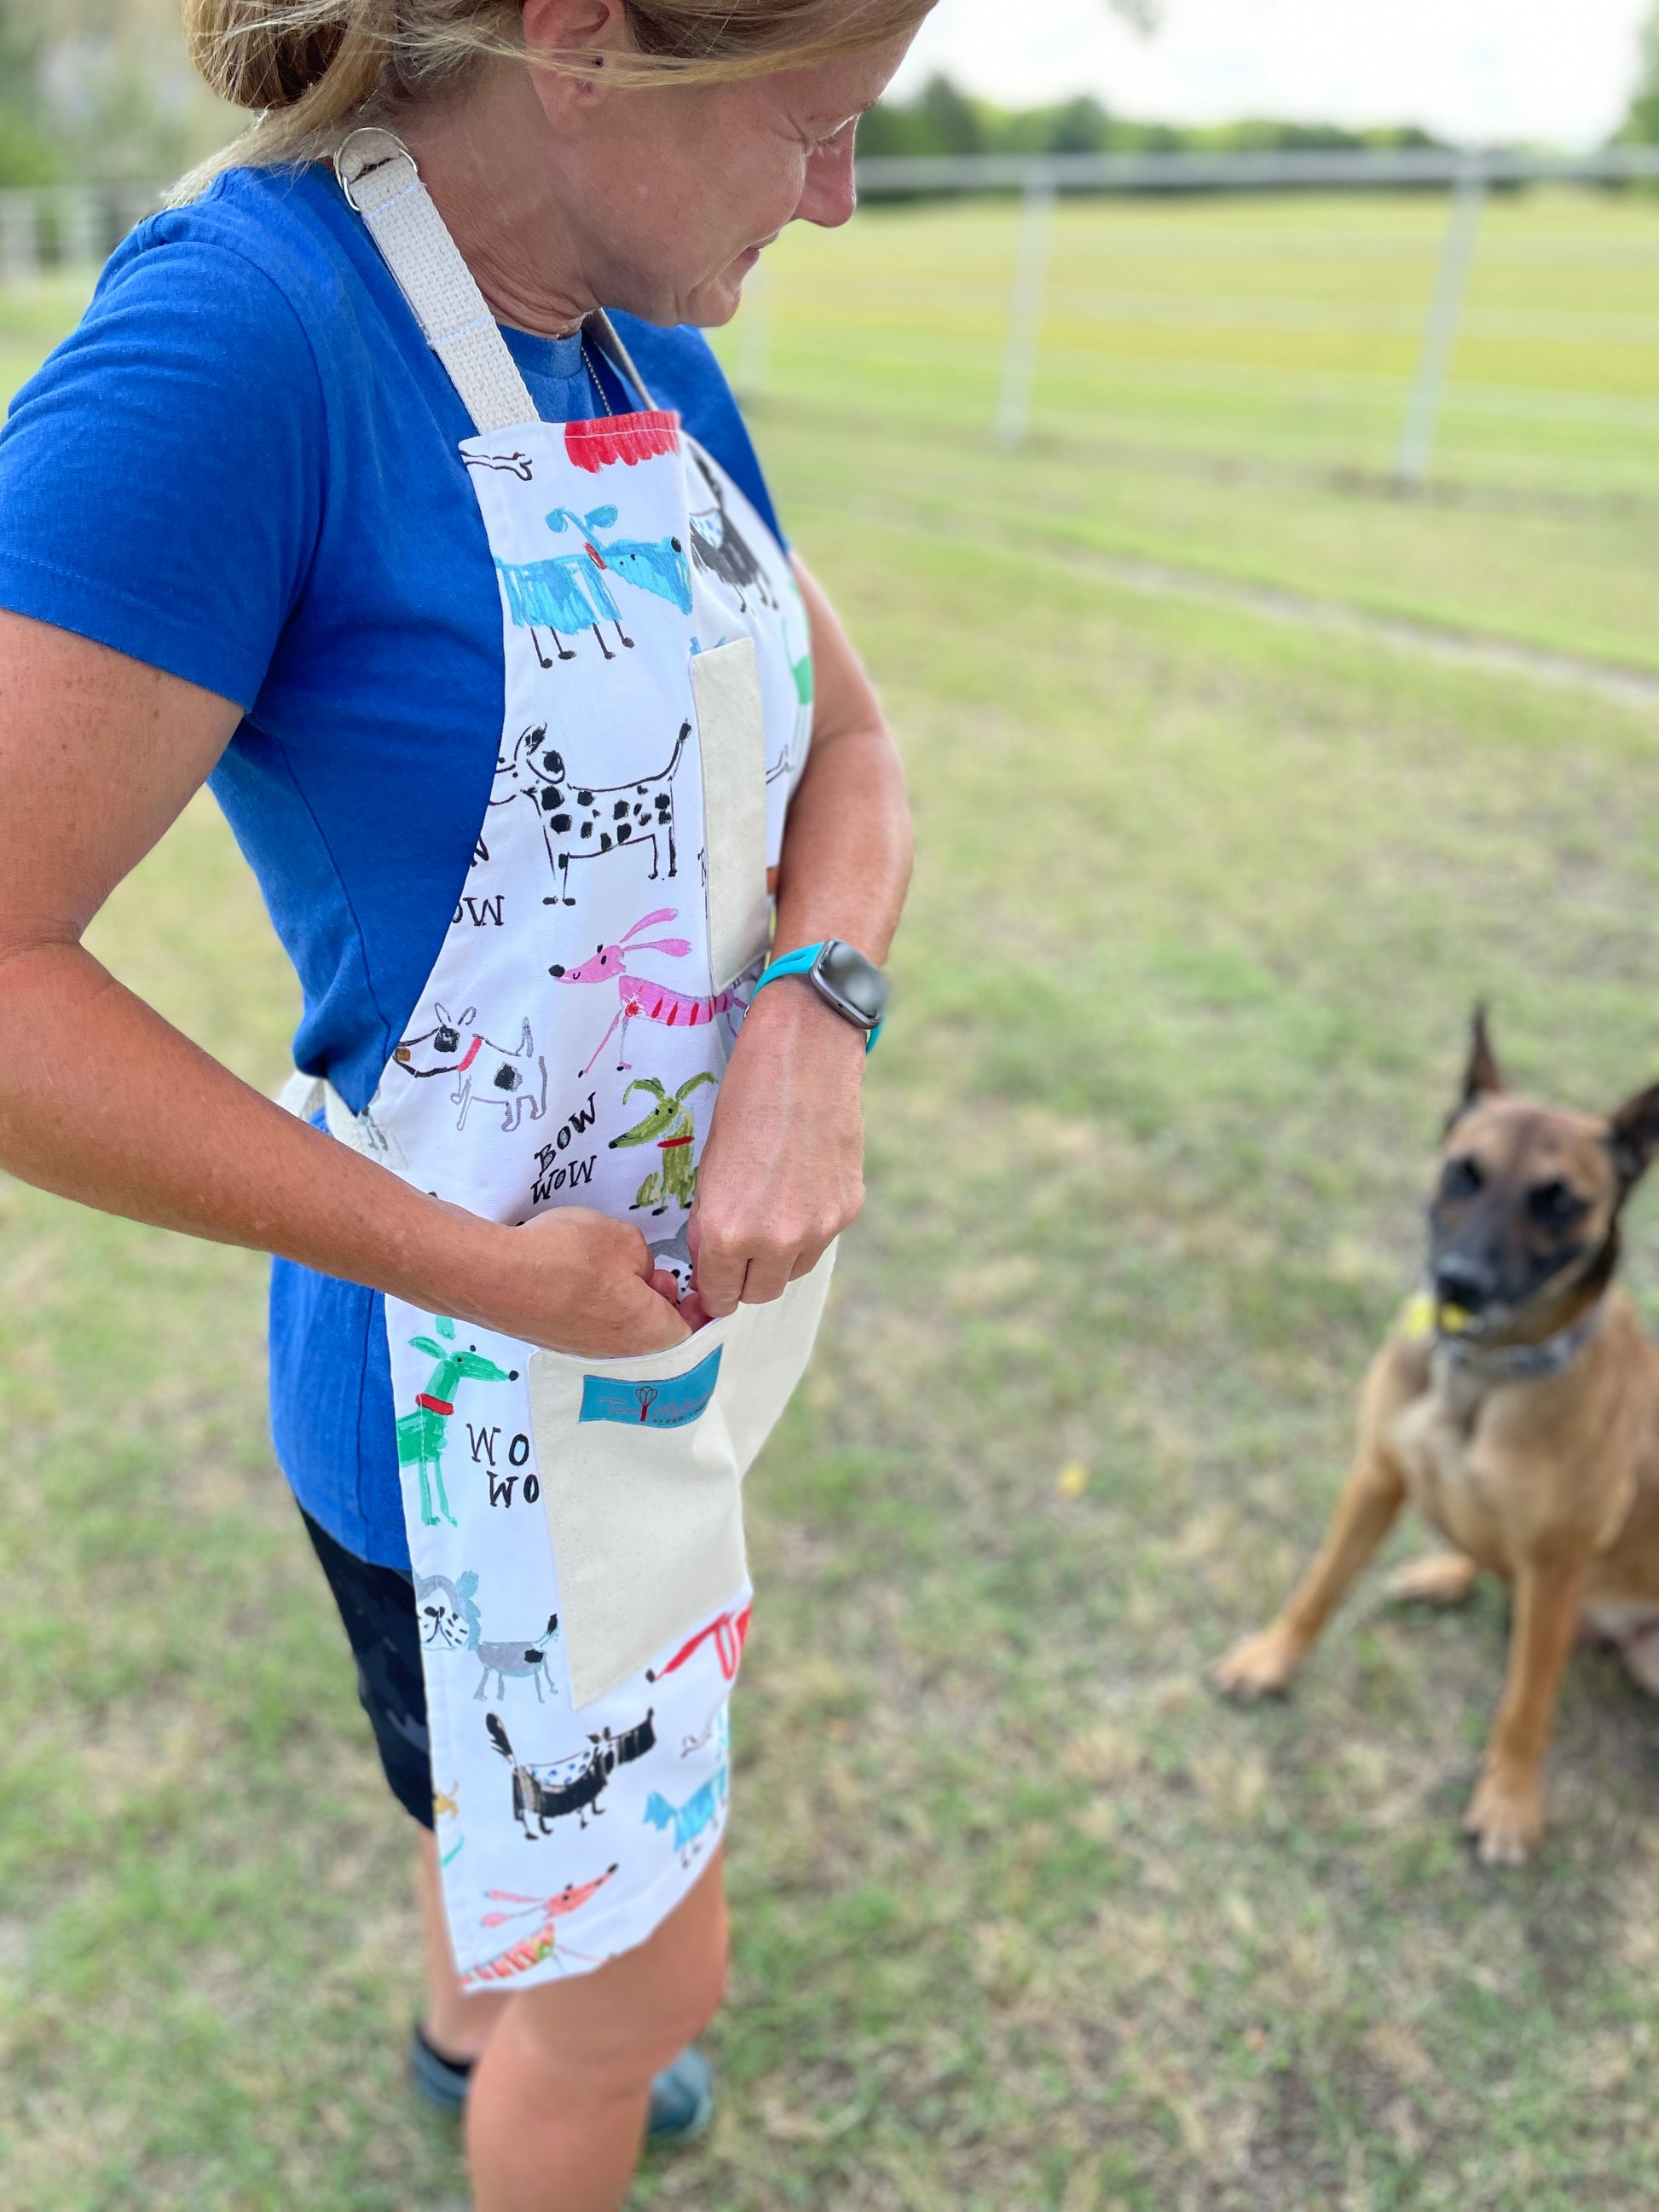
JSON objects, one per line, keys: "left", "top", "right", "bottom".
{"left": 277, "top": 1068, "right": 404, "bottom": 1167}
{"left": 334, "top": 126, "right": 536, "bottom": 436}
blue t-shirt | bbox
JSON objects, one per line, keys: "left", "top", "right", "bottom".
{"left": 0, "top": 163, "right": 785, "bottom": 1568}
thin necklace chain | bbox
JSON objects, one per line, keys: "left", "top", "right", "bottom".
{"left": 580, "top": 334, "right": 616, "bottom": 419}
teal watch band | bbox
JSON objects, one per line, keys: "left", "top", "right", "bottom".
{"left": 754, "top": 944, "right": 820, "bottom": 989}
{"left": 751, "top": 940, "right": 884, "bottom": 1051}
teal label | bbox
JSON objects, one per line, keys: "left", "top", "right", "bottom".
{"left": 580, "top": 1345, "right": 722, "bottom": 1428}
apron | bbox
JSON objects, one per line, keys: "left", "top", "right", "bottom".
{"left": 287, "top": 128, "right": 830, "bottom": 1989}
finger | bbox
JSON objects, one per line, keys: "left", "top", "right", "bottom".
{"left": 615, "top": 1270, "right": 691, "bottom": 1350}
{"left": 691, "top": 1232, "right": 747, "bottom": 1318}
{"left": 676, "top": 1289, "right": 715, "bottom": 1331}
{"left": 789, "top": 1237, "right": 830, "bottom": 1281}
{"left": 648, "top": 1267, "right": 681, "bottom": 1304}
{"left": 738, "top": 1248, "right": 796, "bottom": 1306}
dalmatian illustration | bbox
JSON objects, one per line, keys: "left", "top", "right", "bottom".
{"left": 491, "top": 719, "right": 688, "bottom": 909}
{"left": 392, "top": 1003, "right": 548, "bottom": 1133}
{"left": 414, "top": 1568, "right": 563, "bottom": 1703}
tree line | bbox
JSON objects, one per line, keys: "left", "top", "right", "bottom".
{"left": 1, "top": 3, "right": 1657, "bottom": 189}
{"left": 857, "top": 76, "right": 1446, "bottom": 162}
{"left": 0, "top": 0, "right": 226, "bottom": 187}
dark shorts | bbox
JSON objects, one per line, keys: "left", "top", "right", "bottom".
{"left": 301, "top": 1508, "right": 435, "bottom": 1828}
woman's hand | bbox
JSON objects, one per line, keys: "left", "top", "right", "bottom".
{"left": 688, "top": 981, "right": 866, "bottom": 1316}
{"left": 676, "top": 552, "right": 908, "bottom": 1320}
{"left": 442, "top": 1205, "right": 691, "bottom": 1358}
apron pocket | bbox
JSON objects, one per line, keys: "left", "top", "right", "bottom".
{"left": 529, "top": 1244, "right": 836, "bottom": 1707}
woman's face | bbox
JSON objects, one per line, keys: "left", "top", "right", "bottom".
{"left": 518, "top": 2, "right": 922, "bottom": 327}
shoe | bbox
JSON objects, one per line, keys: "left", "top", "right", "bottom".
{"left": 409, "top": 2020, "right": 473, "bottom": 2117}
{"left": 642, "top": 2044, "right": 715, "bottom": 2145}
{"left": 408, "top": 2021, "right": 715, "bottom": 2144}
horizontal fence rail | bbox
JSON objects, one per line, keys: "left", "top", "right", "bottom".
{"left": 7, "top": 153, "right": 1657, "bottom": 493}
{"left": 853, "top": 146, "right": 1659, "bottom": 196}
{"left": 837, "top": 147, "right": 1659, "bottom": 478}
{"left": 0, "top": 182, "right": 165, "bottom": 283}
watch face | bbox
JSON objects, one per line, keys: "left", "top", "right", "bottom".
{"left": 816, "top": 939, "right": 887, "bottom": 1027}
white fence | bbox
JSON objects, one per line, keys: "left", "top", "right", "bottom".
{"left": 9, "top": 149, "right": 1659, "bottom": 489}
{"left": 847, "top": 145, "right": 1659, "bottom": 484}
{"left": 0, "top": 182, "right": 167, "bottom": 286}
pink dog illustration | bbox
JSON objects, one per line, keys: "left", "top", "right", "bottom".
{"left": 549, "top": 910, "right": 747, "bottom": 1076}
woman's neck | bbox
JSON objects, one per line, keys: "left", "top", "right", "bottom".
{"left": 396, "top": 74, "right": 597, "bottom": 338}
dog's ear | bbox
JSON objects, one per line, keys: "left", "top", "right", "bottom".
{"left": 1444, "top": 1004, "right": 1502, "bottom": 1134}
{"left": 1606, "top": 1079, "right": 1659, "bottom": 1192}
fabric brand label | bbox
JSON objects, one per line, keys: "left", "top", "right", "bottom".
{"left": 579, "top": 1345, "right": 723, "bottom": 1428}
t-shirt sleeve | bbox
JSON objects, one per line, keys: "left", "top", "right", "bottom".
{"left": 0, "top": 228, "right": 325, "bottom": 711}
{"left": 610, "top": 313, "right": 788, "bottom": 551}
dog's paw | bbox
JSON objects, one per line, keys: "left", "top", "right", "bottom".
{"left": 1386, "top": 1552, "right": 1482, "bottom": 1608}
{"left": 1211, "top": 1626, "right": 1303, "bottom": 1703}
{"left": 1462, "top": 1770, "right": 1544, "bottom": 1867}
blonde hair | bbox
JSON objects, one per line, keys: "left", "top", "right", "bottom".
{"left": 176, "top": 0, "right": 921, "bottom": 193}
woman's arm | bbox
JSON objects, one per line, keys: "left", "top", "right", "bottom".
{"left": 0, "top": 610, "right": 688, "bottom": 1354}
{"left": 687, "top": 554, "right": 912, "bottom": 1316}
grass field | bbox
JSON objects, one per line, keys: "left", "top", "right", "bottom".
{"left": 3, "top": 193, "right": 1659, "bottom": 2209}
{"left": 714, "top": 188, "right": 1659, "bottom": 673}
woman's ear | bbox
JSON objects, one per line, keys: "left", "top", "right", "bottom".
{"left": 522, "top": 0, "right": 635, "bottom": 77}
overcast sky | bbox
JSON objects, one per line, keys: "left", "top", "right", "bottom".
{"left": 887, "top": 0, "right": 1652, "bottom": 149}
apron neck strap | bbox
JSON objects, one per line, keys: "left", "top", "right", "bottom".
{"left": 584, "top": 309, "right": 658, "bottom": 413}
{"left": 335, "top": 125, "right": 538, "bottom": 436}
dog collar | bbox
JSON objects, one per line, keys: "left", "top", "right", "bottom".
{"left": 1407, "top": 1293, "right": 1608, "bottom": 1383}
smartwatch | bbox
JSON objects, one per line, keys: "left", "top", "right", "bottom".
{"left": 749, "top": 939, "right": 887, "bottom": 1050}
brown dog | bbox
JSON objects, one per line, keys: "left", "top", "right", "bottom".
{"left": 1213, "top": 1013, "right": 1659, "bottom": 1864}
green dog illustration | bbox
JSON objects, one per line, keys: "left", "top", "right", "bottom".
{"left": 608, "top": 1072, "right": 716, "bottom": 1215}
{"left": 398, "top": 1316, "right": 518, "bottom": 1528}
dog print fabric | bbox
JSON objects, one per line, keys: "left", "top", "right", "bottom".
{"left": 339, "top": 238, "right": 811, "bottom": 1980}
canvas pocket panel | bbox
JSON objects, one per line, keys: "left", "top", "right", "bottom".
{"left": 529, "top": 1245, "right": 836, "bottom": 1707}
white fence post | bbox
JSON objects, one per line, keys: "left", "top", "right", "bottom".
{"left": 114, "top": 183, "right": 163, "bottom": 245}
{"left": 1394, "top": 152, "right": 1486, "bottom": 488}
{"left": 0, "top": 192, "right": 39, "bottom": 285}
{"left": 736, "top": 254, "right": 771, "bottom": 405}
{"left": 993, "top": 174, "right": 1055, "bottom": 448}
{"left": 53, "top": 185, "right": 102, "bottom": 270}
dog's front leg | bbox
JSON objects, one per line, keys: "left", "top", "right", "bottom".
{"left": 1214, "top": 1343, "right": 1423, "bottom": 1702}
{"left": 1212, "top": 1444, "right": 1406, "bottom": 1701}
{"left": 1464, "top": 1551, "right": 1587, "bottom": 1867}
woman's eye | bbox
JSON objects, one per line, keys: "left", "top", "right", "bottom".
{"left": 1442, "top": 1156, "right": 1483, "bottom": 1198}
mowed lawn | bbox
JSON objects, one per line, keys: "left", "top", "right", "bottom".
{"left": 718, "top": 188, "right": 1659, "bottom": 672}
{"left": 3, "top": 193, "right": 1659, "bottom": 2209}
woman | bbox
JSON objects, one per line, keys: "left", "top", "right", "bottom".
{"left": 0, "top": 0, "right": 919, "bottom": 2203}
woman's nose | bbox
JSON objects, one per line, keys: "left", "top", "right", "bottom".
{"left": 797, "top": 133, "right": 858, "bottom": 229}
